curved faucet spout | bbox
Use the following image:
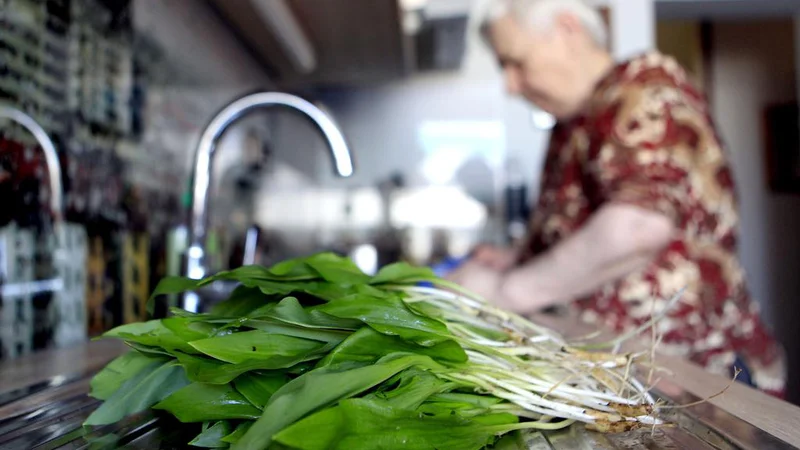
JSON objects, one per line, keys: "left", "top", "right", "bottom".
{"left": 183, "top": 92, "right": 354, "bottom": 310}
{"left": 0, "top": 105, "right": 63, "bottom": 221}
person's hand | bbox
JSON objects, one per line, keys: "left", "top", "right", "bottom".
{"left": 445, "top": 260, "right": 504, "bottom": 302}
{"left": 471, "top": 244, "right": 518, "bottom": 271}
{"left": 447, "top": 260, "right": 552, "bottom": 314}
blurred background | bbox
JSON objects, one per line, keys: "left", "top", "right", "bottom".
{"left": 1, "top": 0, "right": 800, "bottom": 403}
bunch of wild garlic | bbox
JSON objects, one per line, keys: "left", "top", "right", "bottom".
{"left": 84, "top": 253, "right": 663, "bottom": 450}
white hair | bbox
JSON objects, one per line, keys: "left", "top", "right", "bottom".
{"left": 481, "top": 0, "right": 609, "bottom": 48}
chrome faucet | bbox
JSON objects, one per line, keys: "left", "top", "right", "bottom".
{"left": 182, "top": 92, "right": 354, "bottom": 312}
{"left": 0, "top": 105, "right": 63, "bottom": 221}
{"left": 0, "top": 105, "right": 65, "bottom": 300}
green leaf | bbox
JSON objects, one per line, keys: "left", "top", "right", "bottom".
{"left": 367, "top": 367, "right": 455, "bottom": 411}
{"left": 114, "top": 331, "right": 197, "bottom": 355}
{"left": 408, "top": 303, "right": 510, "bottom": 343}
{"left": 166, "top": 308, "right": 233, "bottom": 325}
{"left": 189, "top": 330, "right": 325, "bottom": 364}
{"left": 176, "top": 352, "right": 317, "bottom": 385}
{"left": 148, "top": 277, "right": 202, "bottom": 315}
{"left": 428, "top": 392, "right": 505, "bottom": 409}
{"left": 491, "top": 432, "right": 527, "bottom": 450}
{"left": 146, "top": 255, "right": 431, "bottom": 316}
{"left": 154, "top": 382, "right": 261, "bottom": 422}
{"left": 416, "top": 393, "right": 505, "bottom": 417}
{"left": 223, "top": 281, "right": 386, "bottom": 305}
{"left": 303, "top": 253, "right": 370, "bottom": 285}
{"left": 245, "top": 320, "right": 350, "bottom": 344}
{"left": 267, "top": 257, "right": 318, "bottom": 279}
{"left": 221, "top": 422, "right": 253, "bottom": 444}
{"left": 312, "top": 295, "right": 453, "bottom": 347}
{"left": 201, "top": 263, "right": 323, "bottom": 288}
{"left": 371, "top": 262, "right": 436, "bottom": 285}
{"left": 308, "top": 283, "right": 391, "bottom": 303}
{"left": 273, "top": 398, "right": 518, "bottom": 450}
{"left": 272, "top": 407, "right": 342, "bottom": 450}
{"left": 189, "top": 421, "right": 234, "bottom": 448}
{"left": 306, "top": 310, "right": 363, "bottom": 329}
{"left": 210, "top": 286, "right": 273, "bottom": 317}
{"left": 168, "top": 307, "right": 200, "bottom": 318}
{"left": 250, "top": 280, "right": 354, "bottom": 302}
{"left": 103, "top": 319, "right": 164, "bottom": 337}
{"left": 286, "top": 360, "right": 317, "bottom": 376}
{"left": 245, "top": 279, "right": 300, "bottom": 296}
{"left": 233, "top": 372, "right": 290, "bottom": 409}
{"left": 459, "top": 323, "right": 511, "bottom": 343}
{"left": 83, "top": 361, "right": 190, "bottom": 426}
{"left": 89, "top": 351, "right": 166, "bottom": 400}
{"left": 210, "top": 265, "right": 285, "bottom": 283}
{"left": 162, "top": 317, "right": 219, "bottom": 341}
{"left": 232, "top": 353, "right": 442, "bottom": 450}
{"left": 248, "top": 297, "right": 361, "bottom": 331}
{"left": 124, "top": 342, "right": 176, "bottom": 358}
{"left": 218, "top": 282, "right": 381, "bottom": 305}
{"left": 318, "top": 327, "right": 467, "bottom": 368}
{"left": 300, "top": 283, "right": 360, "bottom": 302}
{"left": 103, "top": 320, "right": 199, "bottom": 355}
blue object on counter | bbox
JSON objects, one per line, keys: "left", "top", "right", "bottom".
{"left": 419, "top": 256, "right": 469, "bottom": 287}
{"left": 732, "top": 355, "right": 754, "bottom": 388}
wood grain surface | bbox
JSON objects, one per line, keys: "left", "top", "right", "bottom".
{"left": 533, "top": 312, "right": 800, "bottom": 449}
{"left": 0, "top": 339, "right": 126, "bottom": 394}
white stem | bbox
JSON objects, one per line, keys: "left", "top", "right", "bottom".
{"left": 476, "top": 365, "right": 646, "bottom": 406}
{"left": 476, "top": 373, "right": 594, "bottom": 418}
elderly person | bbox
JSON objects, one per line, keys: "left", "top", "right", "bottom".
{"left": 449, "top": 0, "right": 786, "bottom": 396}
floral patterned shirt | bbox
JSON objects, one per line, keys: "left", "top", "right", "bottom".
{"left": 521, "top": 52, "right": 786, "bottom": 396}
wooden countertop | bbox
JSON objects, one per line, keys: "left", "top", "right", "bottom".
{"left": 2, "top": 317, "right": 799, "bottom": 449}
{"left": 0, "top": 339, "right": 127, "bottom": 394}
{"left": 533, "top": 313, "right": 800, "bottom": 449}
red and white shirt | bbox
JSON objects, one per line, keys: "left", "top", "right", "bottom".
{"left": 520, "top": 52, "right": 786, "bottom": 396}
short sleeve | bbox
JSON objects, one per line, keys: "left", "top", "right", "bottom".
{"left": 589, "top": 84, "right": 701, "bottom": 226}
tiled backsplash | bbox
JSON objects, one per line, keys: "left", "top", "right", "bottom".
{"left": 0, "top": 223, "right": 89, "bottom": 359}
{"left": 0, "top": 224, "right": 35, "bottom": 359}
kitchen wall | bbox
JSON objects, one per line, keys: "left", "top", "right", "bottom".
{"left": 708, "top": 20, "right": 800, "bottom": 402}
{"left": 133, "top": 0, "right": 269, "bottom": 88}
{"left": 0, "top": 0, "right": 276, "bottom": 355}
{"left": 606, "top": 0, "right": 655, "bottom": 60}
{"left": 284, "top": 35, "right": 545, "bottom": 188}
{"left": 309, "top": 47, "right": 547, "bottom": 198}
{"left": 656, "top": 21, "right": 705, "bottom": 87}
{"left": 270, "top": 0, "right": 657, "bottom": 189}
{"left": 133, "top": 0, "right": 273, "bottom": 180}
{"left": 256, "top": 0, "right": 658, "bottom": 250}
{"left": 133, "top": 0, "right": 276, "bottom": 243}
{"left": 254, "top": 1, "right": 552, "bottom": 256}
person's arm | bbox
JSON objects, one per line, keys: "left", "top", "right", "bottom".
{"left": 497, "top": 81, "right": 704, "bottom": 313}
{"left": 471, "top": 243, "right": 521, "bottom": 271}
{"left": 497, "top": 203, "right": 674, "bottom": 313}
